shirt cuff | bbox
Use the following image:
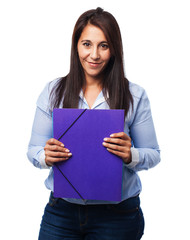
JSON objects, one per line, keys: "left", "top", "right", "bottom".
{"left": 39, "top": 150, "right": 51, "bottom": 169}
{"left": 126, "top": 147, "right": 139, "bottom": 169}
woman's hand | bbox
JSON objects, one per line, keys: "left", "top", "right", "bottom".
{"left": 102, "top": 132, "right": 132, "bottom": 164}
{"left": 44, "top": 138, "right": 72, "bottom": 166}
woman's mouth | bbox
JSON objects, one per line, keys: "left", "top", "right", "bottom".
{"left": 87, "top": 61, "right": 102, "bottom": 67}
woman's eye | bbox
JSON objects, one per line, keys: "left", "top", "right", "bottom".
{"left": 101, "top": 44, "right": 109, "bottom": 49}
{"left": 83, "top": 42, "right": 91, "bottom": 47}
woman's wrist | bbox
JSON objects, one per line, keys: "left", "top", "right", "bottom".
{"left": 123, "top": 151, "right": 132, "bottom": 164}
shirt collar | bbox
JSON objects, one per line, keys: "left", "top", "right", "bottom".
{"left": 79, "top": 90, "right": 109, "bottom": 109}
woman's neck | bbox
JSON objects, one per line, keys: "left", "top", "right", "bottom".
{"left": 83, "top": 78, "right": 103, "bottom": 109}
{"left": 84, "top": 75, "right": 103, "bottom": 89}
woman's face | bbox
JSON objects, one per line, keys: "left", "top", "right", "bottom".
{"left": 77, "top": 24, "right": 111, "bottom": 82}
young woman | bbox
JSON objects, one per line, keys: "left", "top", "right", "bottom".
{"left": 27, "top": 7, "right": 160, "bottom": 240}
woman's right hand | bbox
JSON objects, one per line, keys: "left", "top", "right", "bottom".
{"left": 44, "top": 138, "right": 72, "bottom": 166}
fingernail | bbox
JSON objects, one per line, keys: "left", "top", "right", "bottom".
{"left": 102, "top": 142, "right": 106, "bottom": 146}
{"left": 104, "top": 138, "right": 108, "bottom": 141}
{"left": 61, "top": 143, "right": 64, "bottom": 147}
{"left": 65, "top": 149, "right": 70, "bottom": 152}
{"left": 68, "top": 153, "right": 72, "bottom": 156}
{"left": 110, "top": 134, "right": 114, "bottom": 137}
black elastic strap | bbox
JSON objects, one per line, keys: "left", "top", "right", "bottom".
{"left": 58, "top": 109, "right": 87, "bottom": 141}
{"left": 54, "top": 164, "right": 85, "bottom": 201}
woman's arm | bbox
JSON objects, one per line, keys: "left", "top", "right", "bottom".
{"left": 103, "top": 88, "right": 160, "bottom": 171}
{"left": 27, "top": 107, "right": 72, "bottom": 168}
{"left": 27, "top": 80, "right": 72, "bottom": 169}
{"left": 27, "top": 106, "right": 53, "bottom": 169}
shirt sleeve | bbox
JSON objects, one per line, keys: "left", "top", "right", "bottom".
{"left": 127, "top": 89, "right": 161, "bottom": 172}
{"left": 27, "top": 82, "right": 53, "bottom": 169}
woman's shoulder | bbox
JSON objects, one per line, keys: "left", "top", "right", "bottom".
{"left": 48, "top": 77, "right": 62, "bottom": 92}
{"left": 36, "top": 77, "right": 62, "bottom": 113}
{"left": 127, "top": 81, "right": 151, "bottom": 126}
{"left": 41, "top": 77, "right": 62, "bottom": 97}
{"left": 128, "top": 81, "right": 147, "bottom": 100}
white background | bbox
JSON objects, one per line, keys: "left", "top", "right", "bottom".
{"left": 0, "top": 0, "right": 190, "bottom": 239}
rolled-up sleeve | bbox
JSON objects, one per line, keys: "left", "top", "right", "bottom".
{"left": 127, "top": 88, "right": 161, "bottom": 172}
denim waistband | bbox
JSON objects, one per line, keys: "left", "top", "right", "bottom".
{"left": 49, "top": 191, "right": 140, "bottom": 210}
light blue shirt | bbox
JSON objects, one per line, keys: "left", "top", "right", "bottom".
{"left": 27, "top": 78, "right": 160, "bottom": 205}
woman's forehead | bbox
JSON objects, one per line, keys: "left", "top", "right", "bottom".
{"left": 79, "top": 24, "right": 108, "bottom": 43}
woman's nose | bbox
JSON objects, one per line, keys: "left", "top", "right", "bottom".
{"left": 90, "top": 47, "right": 100, "bottom": 60}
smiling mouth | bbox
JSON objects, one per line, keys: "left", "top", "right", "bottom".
{"left": 87, "top": 61, "right": 102, "bottom": 67}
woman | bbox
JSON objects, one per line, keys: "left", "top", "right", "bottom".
{"left": 27, "top": 7, "right": 160, "bottom": 239}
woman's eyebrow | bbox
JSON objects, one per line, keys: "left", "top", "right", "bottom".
{"left": 99, "top": 41, "right": 108, "bottom": 44}
{"left": 81, "top": 40, "right": 91, "bottom": 42}
{"left": 81, "top": 40, "right": 108, "bottom": 44}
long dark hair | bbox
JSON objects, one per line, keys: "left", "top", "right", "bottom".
{"left": 50, "top": 7, "right": 133, "bottom": 115}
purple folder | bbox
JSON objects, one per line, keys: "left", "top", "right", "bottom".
{"left": 53, "top": 108, "right": 124, "bottom": 201}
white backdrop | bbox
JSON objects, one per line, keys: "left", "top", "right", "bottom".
{"left": 0, "top": 0, "right": 190, "bottom": 239}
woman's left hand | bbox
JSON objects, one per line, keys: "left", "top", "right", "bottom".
{"left": 103, "top": 132, "right": 132, "bottom": 164}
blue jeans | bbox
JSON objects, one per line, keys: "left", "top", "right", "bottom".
{"left": 38, "top": 192, "right": 144, "bottom": 240}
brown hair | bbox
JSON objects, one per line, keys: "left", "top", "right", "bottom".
{"left": 50, "top": 7, "right": 133, "bottom": 115}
